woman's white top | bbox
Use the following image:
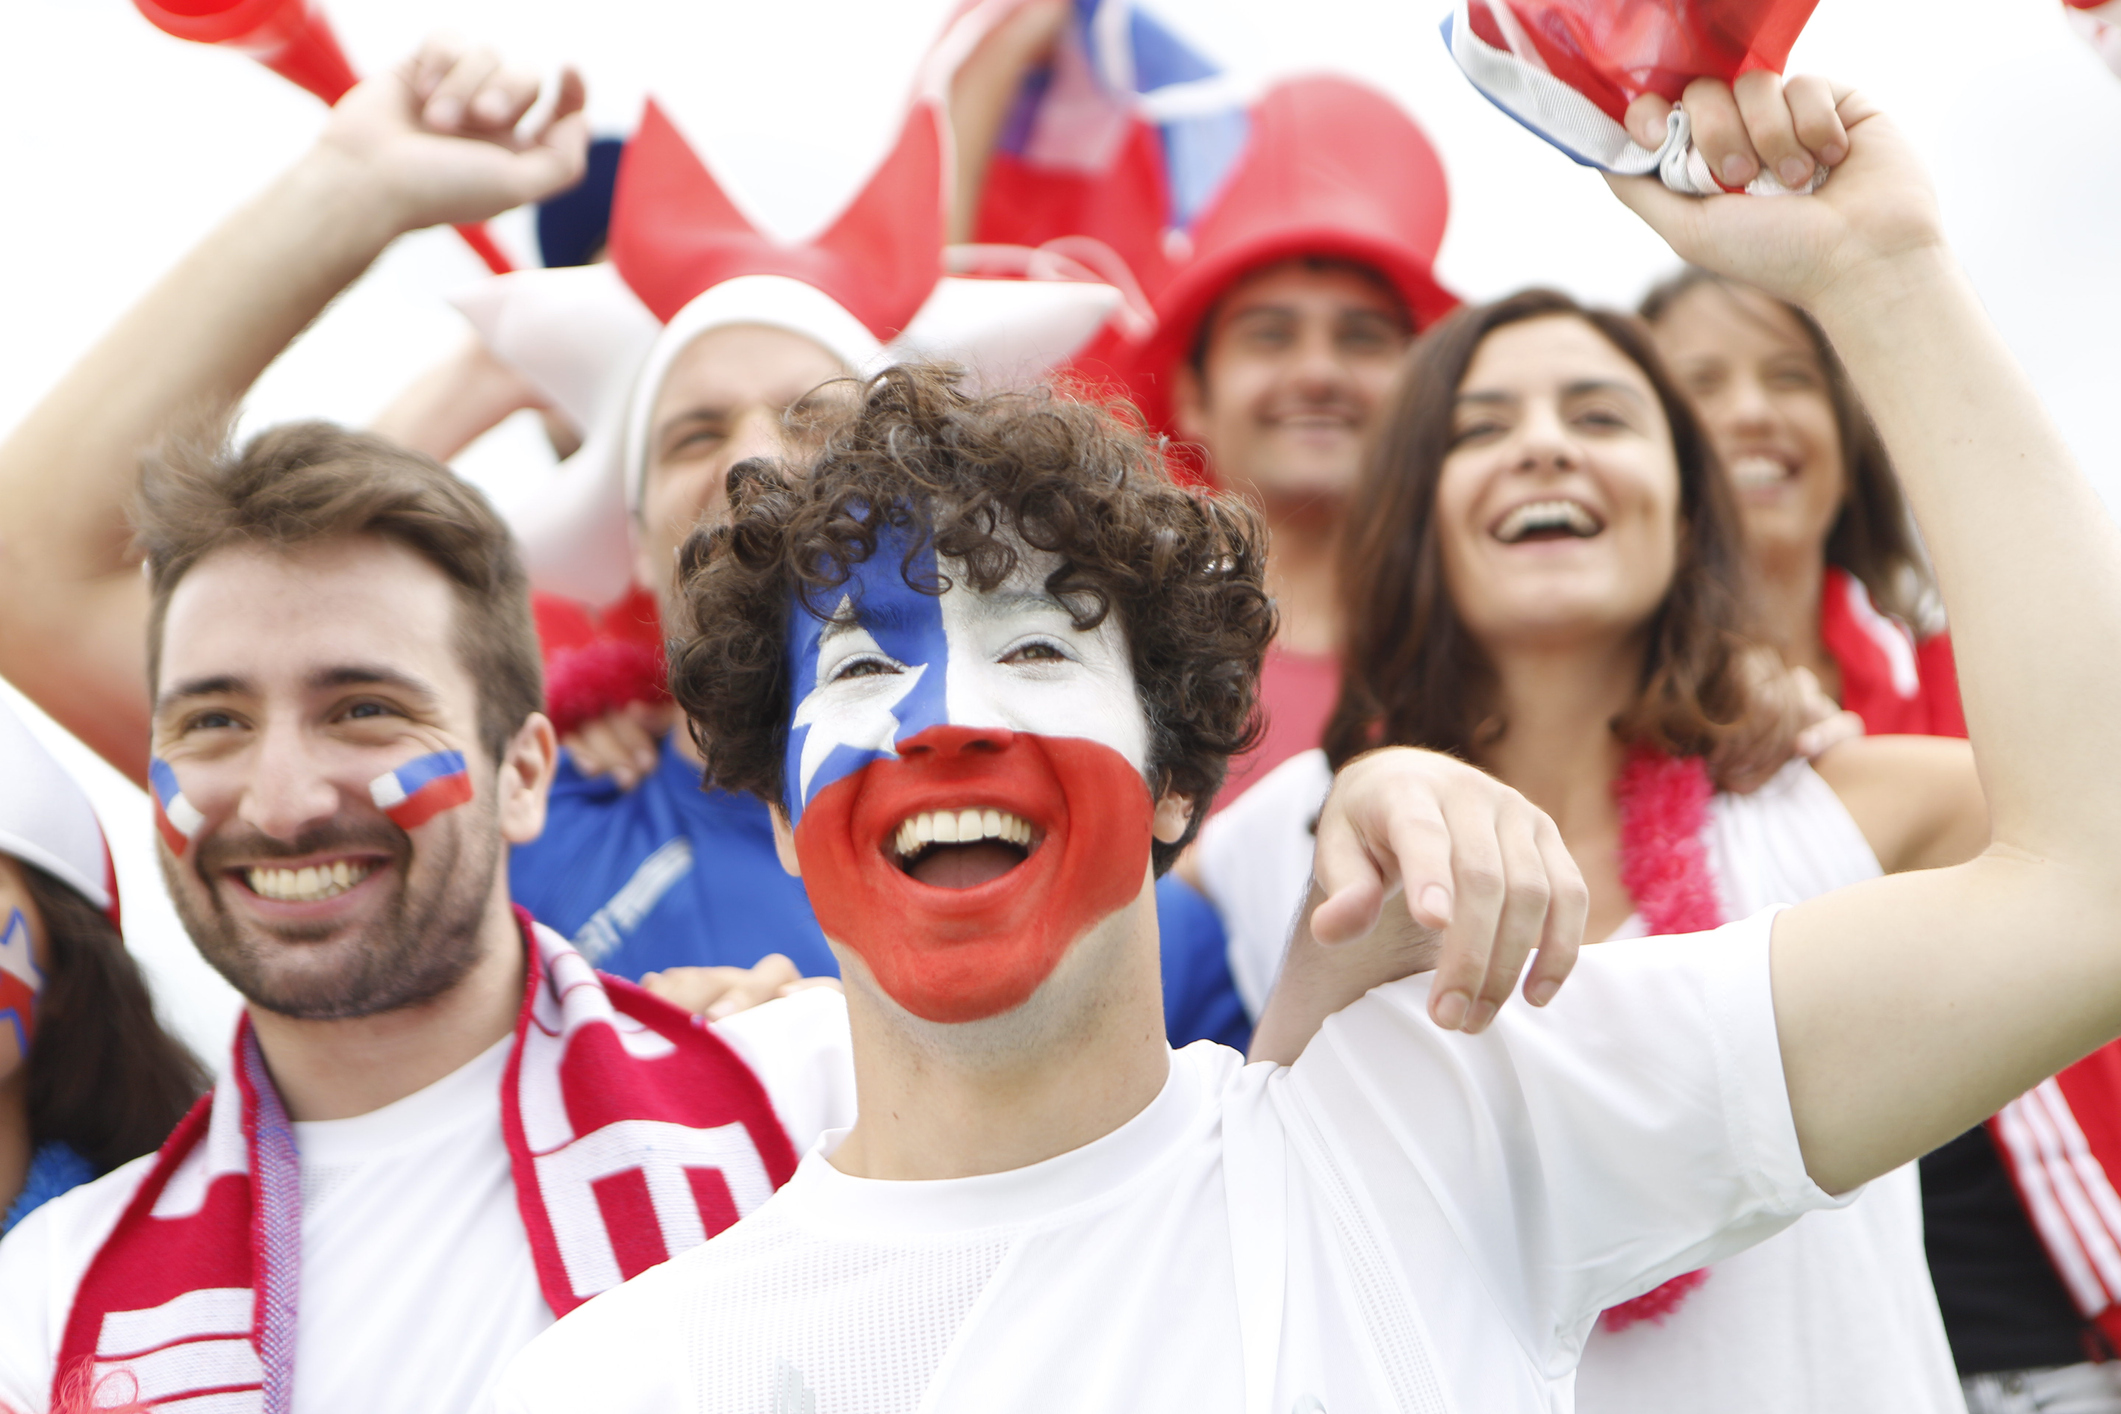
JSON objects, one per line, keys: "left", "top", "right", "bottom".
{"left": 1195, "top": 747, "right": 1967, "bottom": 1414}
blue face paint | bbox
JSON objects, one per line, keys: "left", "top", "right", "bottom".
{"left": 783, "top": 525, "right": 953, "bottom": 823}
{"left": 0, "top": 909, "right": 43, "bottom": 1059}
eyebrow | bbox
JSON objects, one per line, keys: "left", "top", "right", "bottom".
{"left": 1456, "top": 379, "right": 1652, "bottom": 408}
{"left": 153, "top": 664, "right": 443, "bottom": 716}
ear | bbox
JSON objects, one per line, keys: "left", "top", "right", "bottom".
{"left": 497, "top": 713, "right": 561, "bottom": 846}
{"left": 769, "top": 804, "right": 803, "bottom": 877}
{"left": 1152, "top": 790, "right": 1195, "bottom": 845}
{"left": 1171, "top": 361, "right": 1211, "bottom": 445}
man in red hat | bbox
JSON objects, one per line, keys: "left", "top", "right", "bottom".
{"left": 1126, "top": 77, "right": 1458, "bottom": 807}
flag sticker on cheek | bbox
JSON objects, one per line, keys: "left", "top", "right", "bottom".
{"left": 0, "top": 909, "right": 42, "bottom": 1058}
{"left": 370, "top": 750, "right": 474, "bottom": 830}
{"left": 149, "top": 757, "right": 206, "bottom": 855}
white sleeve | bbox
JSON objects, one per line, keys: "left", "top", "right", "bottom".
{"left": 1195, "top": 749, "right": 1333, "bottom": 1018}
{"left": 0, "top": 1160, "right": 149, "bottom": 1414}
{"left": 1287, "top": 909, "right": 1843, "bottom": 1370}
{"left": 710, "top": 986, "right": 857, "bottom": 1157}
{"left": 0, "top": 1206, "right": 56, "bottom": 1414}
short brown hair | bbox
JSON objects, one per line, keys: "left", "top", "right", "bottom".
{"left": 136, "top": 421, "right": 543, "bottom": 764}
{"left": 667, "top": 364, "right": 1275, "bottom": 873}
{"left": 1323, "top": 288, "right": 1796, "bottom": 791}
{"left": 1640, "top": 267, "right": 1940, "bottom": 630}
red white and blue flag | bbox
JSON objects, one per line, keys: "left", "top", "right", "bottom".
{"left": 149, "top": 756, "right": 206, "bottom": 856}
{"left": 1442, "top": 0, "right": 1825, "bottom": 194}
{"left": 780, "top": 528, "right": 1158, "bottom": 1025}
{"left": 369, "top": 750, "right": 475, "bottom": 831}
{"left": 973, "top": 0, "right": 1252, "bottom": 297}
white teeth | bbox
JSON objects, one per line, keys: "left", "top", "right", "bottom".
{"left": 891, "top": 809, "right": 1038, "bottom": 860}
{"left": 1730, "top": 455, "right": 1790, "bottom": 489}
{"left": 244, "top": 860, "right": 375, "bottom": 902}
{"left": 1496, "top": 498, "right": 1602, "bottom": 543}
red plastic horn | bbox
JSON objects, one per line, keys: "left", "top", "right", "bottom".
{"left": 131, "top": 0, "right": 514, "bottom": 274}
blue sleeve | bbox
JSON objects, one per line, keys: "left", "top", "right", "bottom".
{"left": 1155, "top": 873, "right": 1251, "bottom": 1051}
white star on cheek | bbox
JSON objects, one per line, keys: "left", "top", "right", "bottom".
{"left": 792, "top": 631, "right": 929, "bottom": 806}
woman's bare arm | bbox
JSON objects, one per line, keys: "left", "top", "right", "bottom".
{"left": 1811, "top": 734, "right": 1987, "bottom": 874}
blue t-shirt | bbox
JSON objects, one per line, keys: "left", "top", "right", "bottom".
{"left": 510, "top": 736, "right": 1249, "bottom": 1051}
{"left": 510, "top": 736, "right": 835, "bottom": 981}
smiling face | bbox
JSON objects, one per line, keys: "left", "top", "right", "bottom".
{"left": 1651, "top": 283, "right": 1846, "bottom": 571}
{"left": 634, "top": 324, "right": 853, "bottom": 607}
{"left": 780, "top": 528, "right": 1163, "bottom": 1025}
{"left": 1437, "top": 315, "right": 1684, "bottom": 654}
{"left": 150, "top": 536, "right": 549, "bottom": 1020}
{"left": 1174, "top": 260, "right": 1411, "bottom": 511}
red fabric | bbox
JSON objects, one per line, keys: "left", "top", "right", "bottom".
{"left": 976, "top": 124, "right": 1179, "bottom": 303}
{"left": 1468, "top": 0, "right": 1820, "bottom": 123}
{"left": 610, "top": 100, "right": 944, "bottom": 338}
{"left": 1986, "top": 1043, "right": 2121, "bottom": 1340}
{"left": 1817, "top": 567, "right": 1966, "bottom": 738}
{"left": 57, "top": 916, "right": 797, "bottom": 1407}
{"left": 1600, "top": 748, "right": 1722, "bottom": 1332}
{"left": 544, "top": 640, "right": 670, "bottom": 741}
{"left": 1213, "top": 646, "right": 1341, "bottom": 813}
{"left": 534, "top": 586, "right": 669, "bottom": 737}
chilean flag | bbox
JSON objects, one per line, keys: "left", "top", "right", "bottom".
{"left": 0, "top": 909, "right": 41, "bottom": 1057}
{"left": 973, "top": 0, "right": 1252, "bottom": 298}
{"left": 149, "top": 756, "right": 206, "bottom": 855}
{"left": 1443, "top": 0, "right": 1825, "bottom": 193}
{"left": 780, "top": 527, "right": 1157, "bottom": 1024}
{"left": 370, "top": 751, "right": 474, "bottom": 830}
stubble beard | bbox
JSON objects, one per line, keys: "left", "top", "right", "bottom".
{"left": 166, "top": 804, "right": 504, "bottom": 1022}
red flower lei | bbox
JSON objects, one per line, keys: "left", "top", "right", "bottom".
{"left": 1600, "top": 746, "right": 1722, "bottom": 1333}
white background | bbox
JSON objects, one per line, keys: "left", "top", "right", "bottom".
{"left": 3, "top": 0, "right": 2117, "bottom": 1059}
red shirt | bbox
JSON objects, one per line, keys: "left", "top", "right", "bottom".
{"left": 1818, "top": 566, "right": 1965, "bottom": 738}
{"left": 1214, "top": 644, "right": 1341, "bottom": 812}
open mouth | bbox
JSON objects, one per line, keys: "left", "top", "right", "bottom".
{"left": 890, "top": 808, "right": 1039, "bottom": 890}
{"left": 235, "top": 858, "right": 381, "bottom": 904}
{"left": 1729, "top": 453, "right": 1797, "bottom": 490}
{"left": 1493, "top": 498, "right": 1604, "bottom": 544}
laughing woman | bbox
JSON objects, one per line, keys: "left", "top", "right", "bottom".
{"left": 1189, "top": 287, "right": 1986, "bottom": 1414}
{"left": 1641, "top": 267, "right": 1964, "bottom": 737}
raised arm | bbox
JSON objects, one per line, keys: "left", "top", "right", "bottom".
{"left": 0, "top": 39, "right": 585, "bottom": 783}
{"left": 1616, "top": 78, "right": 2121, "bottom": 1193}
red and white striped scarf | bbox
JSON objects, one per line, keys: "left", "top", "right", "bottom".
{"left": 53, "top": 910, "right": 797, "bottom": 1412}
{"left": 1988, "top": 1047, "right": 2121, "bottom": 1351}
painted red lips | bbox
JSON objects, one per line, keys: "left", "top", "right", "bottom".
{"left": 792, "top": 724, "right": 1154, "bottom": 1024}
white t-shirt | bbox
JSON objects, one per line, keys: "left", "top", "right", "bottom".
{"left": 1197, "top": 748, "right": 1965, "bottom": 1414}
{"left": 0, "top": 986, "right": 856, "bottom": 1414}
{"left": 492, "top": 916, "right": 1838, "bottom": 1414}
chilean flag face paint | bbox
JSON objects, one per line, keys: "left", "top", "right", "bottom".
{"left": 149, "top": 757, "right": 206, "bottom": 856}
{"left": 785, "top": 527, "right": 1156, "bottom": 1024}
{"left": 0, "top": 909, "right": 41, "bottom": 1060}
{"left": 369, "top": 751, "right": 475, "bottom": 831}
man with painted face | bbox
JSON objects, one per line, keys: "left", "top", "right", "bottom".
{"left": 497, "top": 75, "right": 2121, "bottom": 1412}
{"left": 0, "top": 40, "right": 856, "bottom": 1414}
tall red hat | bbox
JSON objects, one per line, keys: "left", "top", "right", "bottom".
{"left": 1122, "top": 75, "right": 1458, "bottom": 432}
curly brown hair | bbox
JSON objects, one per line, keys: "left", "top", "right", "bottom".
{"left": 667, "top": 363, "right": 1276, "bottom": 873}
{"left": 1322, "top": 288, "right": 1797, "bottom": 792}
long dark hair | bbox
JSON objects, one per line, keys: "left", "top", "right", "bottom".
{"left": 20, "top": 864, "right": 207, "bottom": 1173}
{"left": 1322, "top": 288, "right": 1795, "bottom": 791}
{"left": 1640, "top": 267, "right": 1939, "bottom": 631}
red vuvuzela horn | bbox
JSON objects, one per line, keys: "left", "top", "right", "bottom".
{"left": 131, "top": 0, "right": 515, "bottom": 274}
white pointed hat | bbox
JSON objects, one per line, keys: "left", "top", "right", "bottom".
{"left": 0, "top": 697, "right": 117, "bottom": 920}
